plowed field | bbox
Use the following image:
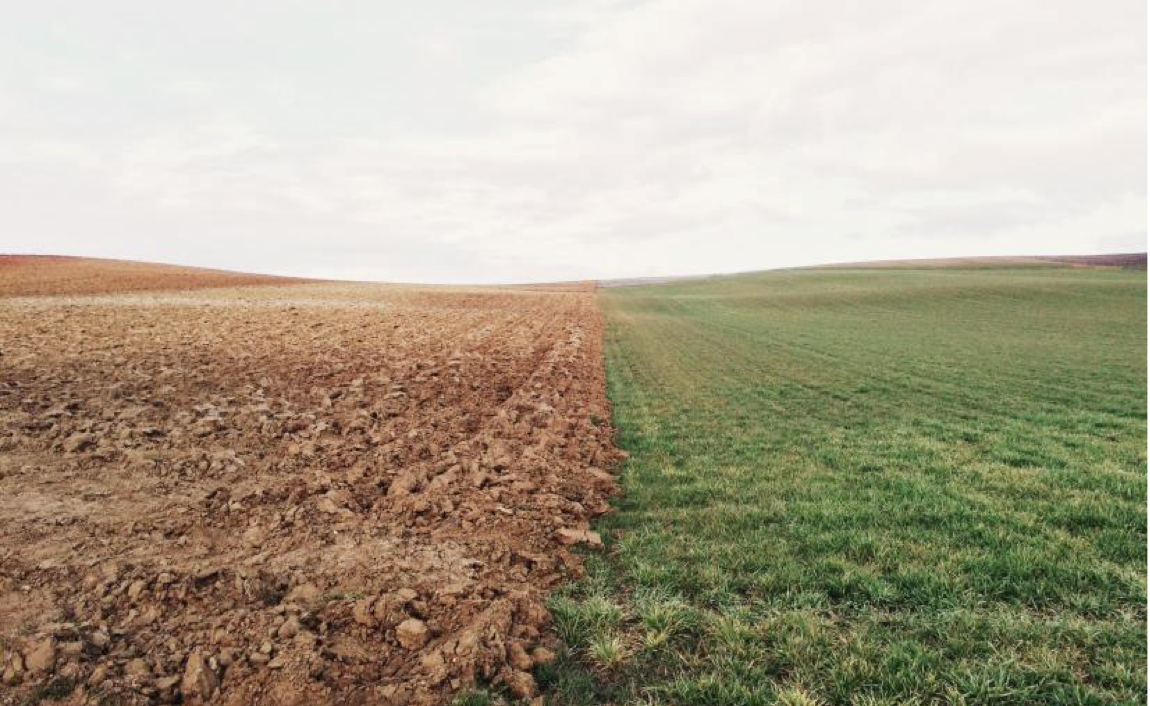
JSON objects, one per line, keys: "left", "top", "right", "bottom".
{"left": 0, "top": 264, "right": 620, "bottom": 705}
{"left": 0, "top": 256, "right": 306, "bottom": 297}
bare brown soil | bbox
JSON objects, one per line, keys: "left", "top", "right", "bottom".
{"left": 0, "top": 256, "right": 309, "bottom": 297}
{"left": 0, "top": 275, "right": 620, "bottom": 705}
{"left": 1038, "top": 253, "right": 1147, "bottom": 269}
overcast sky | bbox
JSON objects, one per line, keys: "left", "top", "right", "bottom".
{"left": 2, "top": 1, "right": 1145, "bottom": 283}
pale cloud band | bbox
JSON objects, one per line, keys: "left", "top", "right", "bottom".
{"left": 1, "top": 0, "right": 1145, "bottom": 283}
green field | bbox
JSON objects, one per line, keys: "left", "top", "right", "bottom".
{"left": 541, "top": 266, "right": 1147, "bottom": 705}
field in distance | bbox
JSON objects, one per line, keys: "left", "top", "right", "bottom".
{"left": 0, "top": 260, "right": 621, "bottom": 705}
{"left": 0, "top": 255, "right": 313, "bottom": 297}
{"left": 545, "top": 264, "right": 1146, "bottom": 705}
{"left": 814, "top": 253, "right": 1148, "bottom": 270}
{"left": 600, "top": 253, "right": 1147, "bottom": 289}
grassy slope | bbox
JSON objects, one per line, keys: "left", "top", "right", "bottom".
{"left": 541, "top": 267, "right": 1146, "bottom": 706}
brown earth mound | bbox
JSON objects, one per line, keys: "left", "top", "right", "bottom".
{"left": 0, "top": 281, "right": 621, "bottom": 705}
{"left": 0, "top": 256, "right": 308, "bottom": 297}
{"left": 1038, "top": 253, "right": 1147, "bottom": 269}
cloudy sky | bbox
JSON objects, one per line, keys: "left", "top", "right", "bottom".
{"left": 2, "top": 1, "right": 1145, "bottom": 283}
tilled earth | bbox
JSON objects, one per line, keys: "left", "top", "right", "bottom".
{"left": 0, "top": 256, "right": 306, "bottom": 297}
{"left": 0, "top": 275, "right": 620, "bottom": 705}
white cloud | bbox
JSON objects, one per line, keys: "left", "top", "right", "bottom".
{"left": 0, "top": 0, "right": 1144, "bottom": 283}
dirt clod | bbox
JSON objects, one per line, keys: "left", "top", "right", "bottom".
{"left": 181, "top": 649, "right": 218, "bottom": 701}
{"left": 556, "top": 528, "right": 603, "bottom": 547}
{"left": 24, "top": 639, "right": 56, "bottom": 674}
{"left": 396, "top": 619, "right": 430, "bottom": 650}
{"left": 530, "top": 646, "right": 556, "bottom": 666}
{"left": 504, "top": 669, "right": 537, "bottom": 699}
{"left": 508, "top": 642, "right": 534, "bottom": 670}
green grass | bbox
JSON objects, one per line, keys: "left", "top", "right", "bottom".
{"left": 545, "top": 266, "right": 1146, "bottom": 705}
{"left": 452, "top": 690, "right": 501, "bottom": 706}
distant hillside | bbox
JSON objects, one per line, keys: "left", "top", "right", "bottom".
{"left": 0, "top": 255, "right": 312, "bottom": 297}
{"left": 817, "top": 253, "right": 1147, "bottom": 269}
{"left": 1037, "top": 253, "right": 1147, "bottom": 268}
{"left": 601, "top": 253, "right": 1147, "bottom": 287}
